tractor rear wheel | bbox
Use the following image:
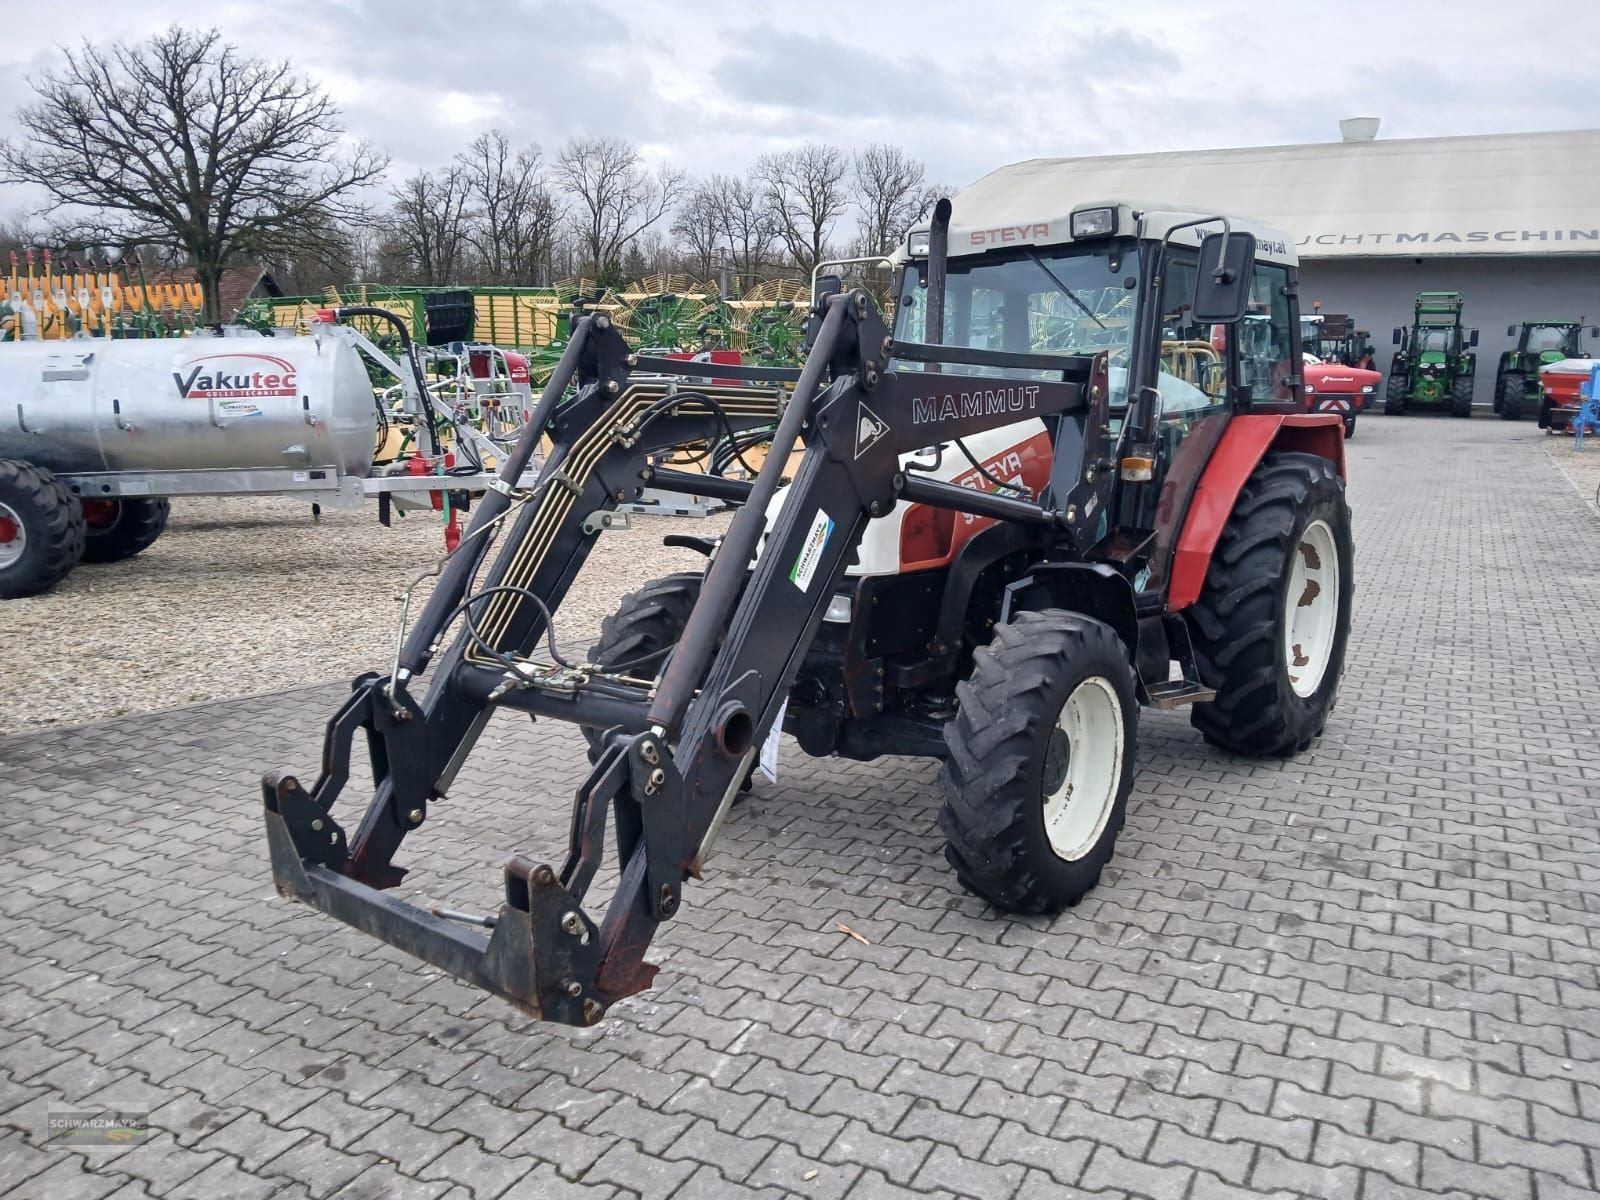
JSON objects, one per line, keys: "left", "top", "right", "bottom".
{"left": 80, "top": 497, "right": 171, "bottom": 564}
{"left": 1450, "top": 375, "right": 1474, "bottom": 418}
{"left": 582, "top": 571, "right": 705, "bottom": 757}
{"left": 1384, "top": 374, "right": 1406, "bottom": 415}
{"left": 1497, "top": 374, "right": 1525, "bottom": 422}
{"left": 1186, "top": 452, "right": 1353, "bottom": 758}
{"left": 0, "top": 459, "right": 86, "bottom": 599}
{"left": 940, "top": 610, "right": 1137, "bottom": 914}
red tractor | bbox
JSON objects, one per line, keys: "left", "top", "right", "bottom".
{"left": 262, "top": 191, "right": 1353, "bottom": 1026}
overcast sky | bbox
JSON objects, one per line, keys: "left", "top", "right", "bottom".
{"left": 3, "top": 0, "right": 1598, "bottom": 219}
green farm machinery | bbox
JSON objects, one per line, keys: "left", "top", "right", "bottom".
{"left": 1385, "top": 292, "right": 1478, "bottom": 418}
{"left": 1493, "top": 320, "right": 1598, "bottom": 421}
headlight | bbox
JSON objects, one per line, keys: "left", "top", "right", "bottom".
{"left": 1305, "top": 385, "right": 1316, "bottom": 393}
{"left": 907, "top": 231, "right": 930, "bottom": 258}
{"left": 1361, "top": 384, "right": 1375, "bottom": 393}
{"left": 823, "top": 594, "right": 852, "bottom": 624}
{"left": 1070, "top": 207, "right": 1117, "bottom": 238}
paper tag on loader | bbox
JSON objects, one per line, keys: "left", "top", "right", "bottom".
{"left": 759, "top": 699, "right": 788, "bottom": 782}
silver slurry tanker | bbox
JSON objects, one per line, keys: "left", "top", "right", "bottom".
{"left": 0, "top": 312, "right": 541, "bottom": 599}
{"left": 0, "top": 326, "right": 378, "bottom": 489}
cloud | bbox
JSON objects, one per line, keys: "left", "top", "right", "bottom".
{"left": 713, "top": 28, "right": 963, "bottom": 120}
{"left": 0, "top": 0, "right": 1595, "bottom": 224}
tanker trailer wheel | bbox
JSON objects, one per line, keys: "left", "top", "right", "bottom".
{"left": 0, "top": 460, "right": 86, "bottom": 599}
{"left": 581, "top": 571, "right": 706, "bottom": 760}
{"left": 939, "top": 611, "right": 1137, "bottom": 915}
{"left": 79, "top": 497, "right": 171, "bottom": 564}
{"left": 1185, "top": 452, "right": 1353, "bottom": 758}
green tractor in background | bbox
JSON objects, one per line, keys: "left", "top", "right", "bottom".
{"left": 1493, "top": 320, "right": 1597, "bottom": 421}
{"left": 1385, "top": 291, "right": 1479, "bottom": 418}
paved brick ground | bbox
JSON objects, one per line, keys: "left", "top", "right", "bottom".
{"left": 2, "top": 416, "right": 1598, "bottom": 1200}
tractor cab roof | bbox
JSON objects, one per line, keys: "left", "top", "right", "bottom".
{"left": 897, "top": 159, "right": 1297, "bottom": 268}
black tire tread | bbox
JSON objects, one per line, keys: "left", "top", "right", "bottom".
{"left": 939, "top": 611, "right": 1135, "bottom": 915}
{"left": 1384, "top": 372, "right": 1406, "bottom": 415}
{"left": 81, "top": 498, "right": 171, "bottom": 564}
{"left": 582, "top": 572, "right": 704, "bottom": 755}
{"left": 0, "top": 459, "right": 85, "bottom": 598}
{"left": 1497, "top": 373, "right": 1525, "bottom": 422}
{"left": 1450, "top": 374, "right": 1474, "bottom": 418}
{"left": 1186, "top": 452, "right": 1351, "bottom": 758}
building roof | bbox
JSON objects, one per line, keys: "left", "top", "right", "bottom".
{"left": 966, "top": 130, "right": 1600, "bottom": 260}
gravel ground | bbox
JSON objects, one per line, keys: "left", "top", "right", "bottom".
{"left": 1548, "top": 431, "right": 1600, "bottom": 513}
{"left": 4, "top": 496, "right": 729, "bottom": 731}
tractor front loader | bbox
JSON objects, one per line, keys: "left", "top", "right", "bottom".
{"left": 1385, "top": 291, "right": 1478, "bottom": 417}
{"left": 263, "top": 194, "right": 1353, "bottom": 1027}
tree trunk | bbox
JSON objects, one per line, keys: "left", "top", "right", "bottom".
{"left": 197, "top": 262, "right": 226, "bottom": 325}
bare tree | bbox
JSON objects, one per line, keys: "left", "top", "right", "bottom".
{"left": 671, "top": 184, "right": 723, "bottom": 281}
{"left": 0, "top": 26, "right": 385, "bottom": 321}
{"left": 388, "top": 165, "right": 473, "bottom": 285}
{"left": 755, "top": 144, "right": 848, "bottom": 275}
{"left": 854, "top": 144, "right": 938, "bottom": 255}
{"left": 459, "top": 130, "right": 561, "bottom": 285}
{"left": 554, "top": 136, "right": 684, "bottom": 277}
{"left": 704, "top": 173, "right": 774, "bottom": 289}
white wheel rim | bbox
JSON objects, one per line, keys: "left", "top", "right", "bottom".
{"left": 0, "top": 501, "right": 25, "bottom": 569}
{"left": 1286, "top": 519, "right": 1340, "bottom": 699}
{"left": 1041, "top": 676, "right": 1124, "bottom": 861}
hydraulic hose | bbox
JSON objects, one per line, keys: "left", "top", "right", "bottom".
{"left": 396, "top": 317, "right": 595, "bottom": 676}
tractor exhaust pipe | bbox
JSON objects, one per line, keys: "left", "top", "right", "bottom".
{"left": 924, "top": 198, "right": 952, "bottom": 350}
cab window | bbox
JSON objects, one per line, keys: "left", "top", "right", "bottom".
{"left": 1241, "top": 262, "right": 1294, "bottom": 402}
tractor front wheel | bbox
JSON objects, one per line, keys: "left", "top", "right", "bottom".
{"left": 1450, "top": 375, "right": 1474, "bottom": 418}
{"left": 940, "top": 611, "right": 1137, "bottom": 914}
{"left": 1384, "top": 374, "right": 1407, "bottom": 415}
{"left": 0, "top": 459, "right": 86, "bottom": 599}
{"left": 582, "top": 571, "right": 706, "bottom": 757}
{"left": 1186, "top": 452, "right": 1353, "bottom": 758}
{"left": 1497, "top": 374, "right": 1525, "bottom": 422}
{"left": 80, "top": 497, "right": 171, "bottom": 564}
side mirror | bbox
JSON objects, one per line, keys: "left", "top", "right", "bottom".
{"left": 1469, "top": 329, "right": 1480, "bottom": 348}
{"left": 1190, "top": 231, "right": 1256, "bottom": 324}
{"left": 1506, "top": 324, "right": 1516, "bottom": 337}
{"left": 1590, "top": 326, "right": 1599, "bottom": 338}
{"left": 1392, "top": 328, "right": 1402, "bottom": 345}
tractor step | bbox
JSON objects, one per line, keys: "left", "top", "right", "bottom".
{"left": 1144, "top": 679, "right": 1217, "bottom": 709}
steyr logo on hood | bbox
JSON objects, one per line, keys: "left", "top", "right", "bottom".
{"left": 173, "top": 354, "right": 298, "bottom": 400}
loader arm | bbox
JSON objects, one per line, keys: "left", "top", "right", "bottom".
{"left": 263, "top": 291, "right": 1094, "bottom": 1025}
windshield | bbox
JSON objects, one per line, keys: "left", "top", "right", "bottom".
{"left": 1525, "top": 326, "right": 1576, "bottom": 354}
{"left": 893, "top": 242, "right": 1140, "bottom": 403}
{"left": 1417, "top": 327, "right": 1456, "bottom": 354}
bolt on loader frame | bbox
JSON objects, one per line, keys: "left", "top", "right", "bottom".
{"left": 264, "top": 201, "right": 1343, "bottom": 1026}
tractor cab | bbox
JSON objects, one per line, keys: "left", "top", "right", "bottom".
{"left": 891, "top": 198, "right": 1305, "bottom": 516}
{"left": 1514, "top": 321, "right": 1587, "bottom": 361}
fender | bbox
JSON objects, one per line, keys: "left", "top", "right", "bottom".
{"left": 1167, "top": 412, "right": 1344, "bottom": 611}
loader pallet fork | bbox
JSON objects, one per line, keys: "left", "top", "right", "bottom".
{"left": 264, "top": 199, "right": 1352, "bottom": 1026}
